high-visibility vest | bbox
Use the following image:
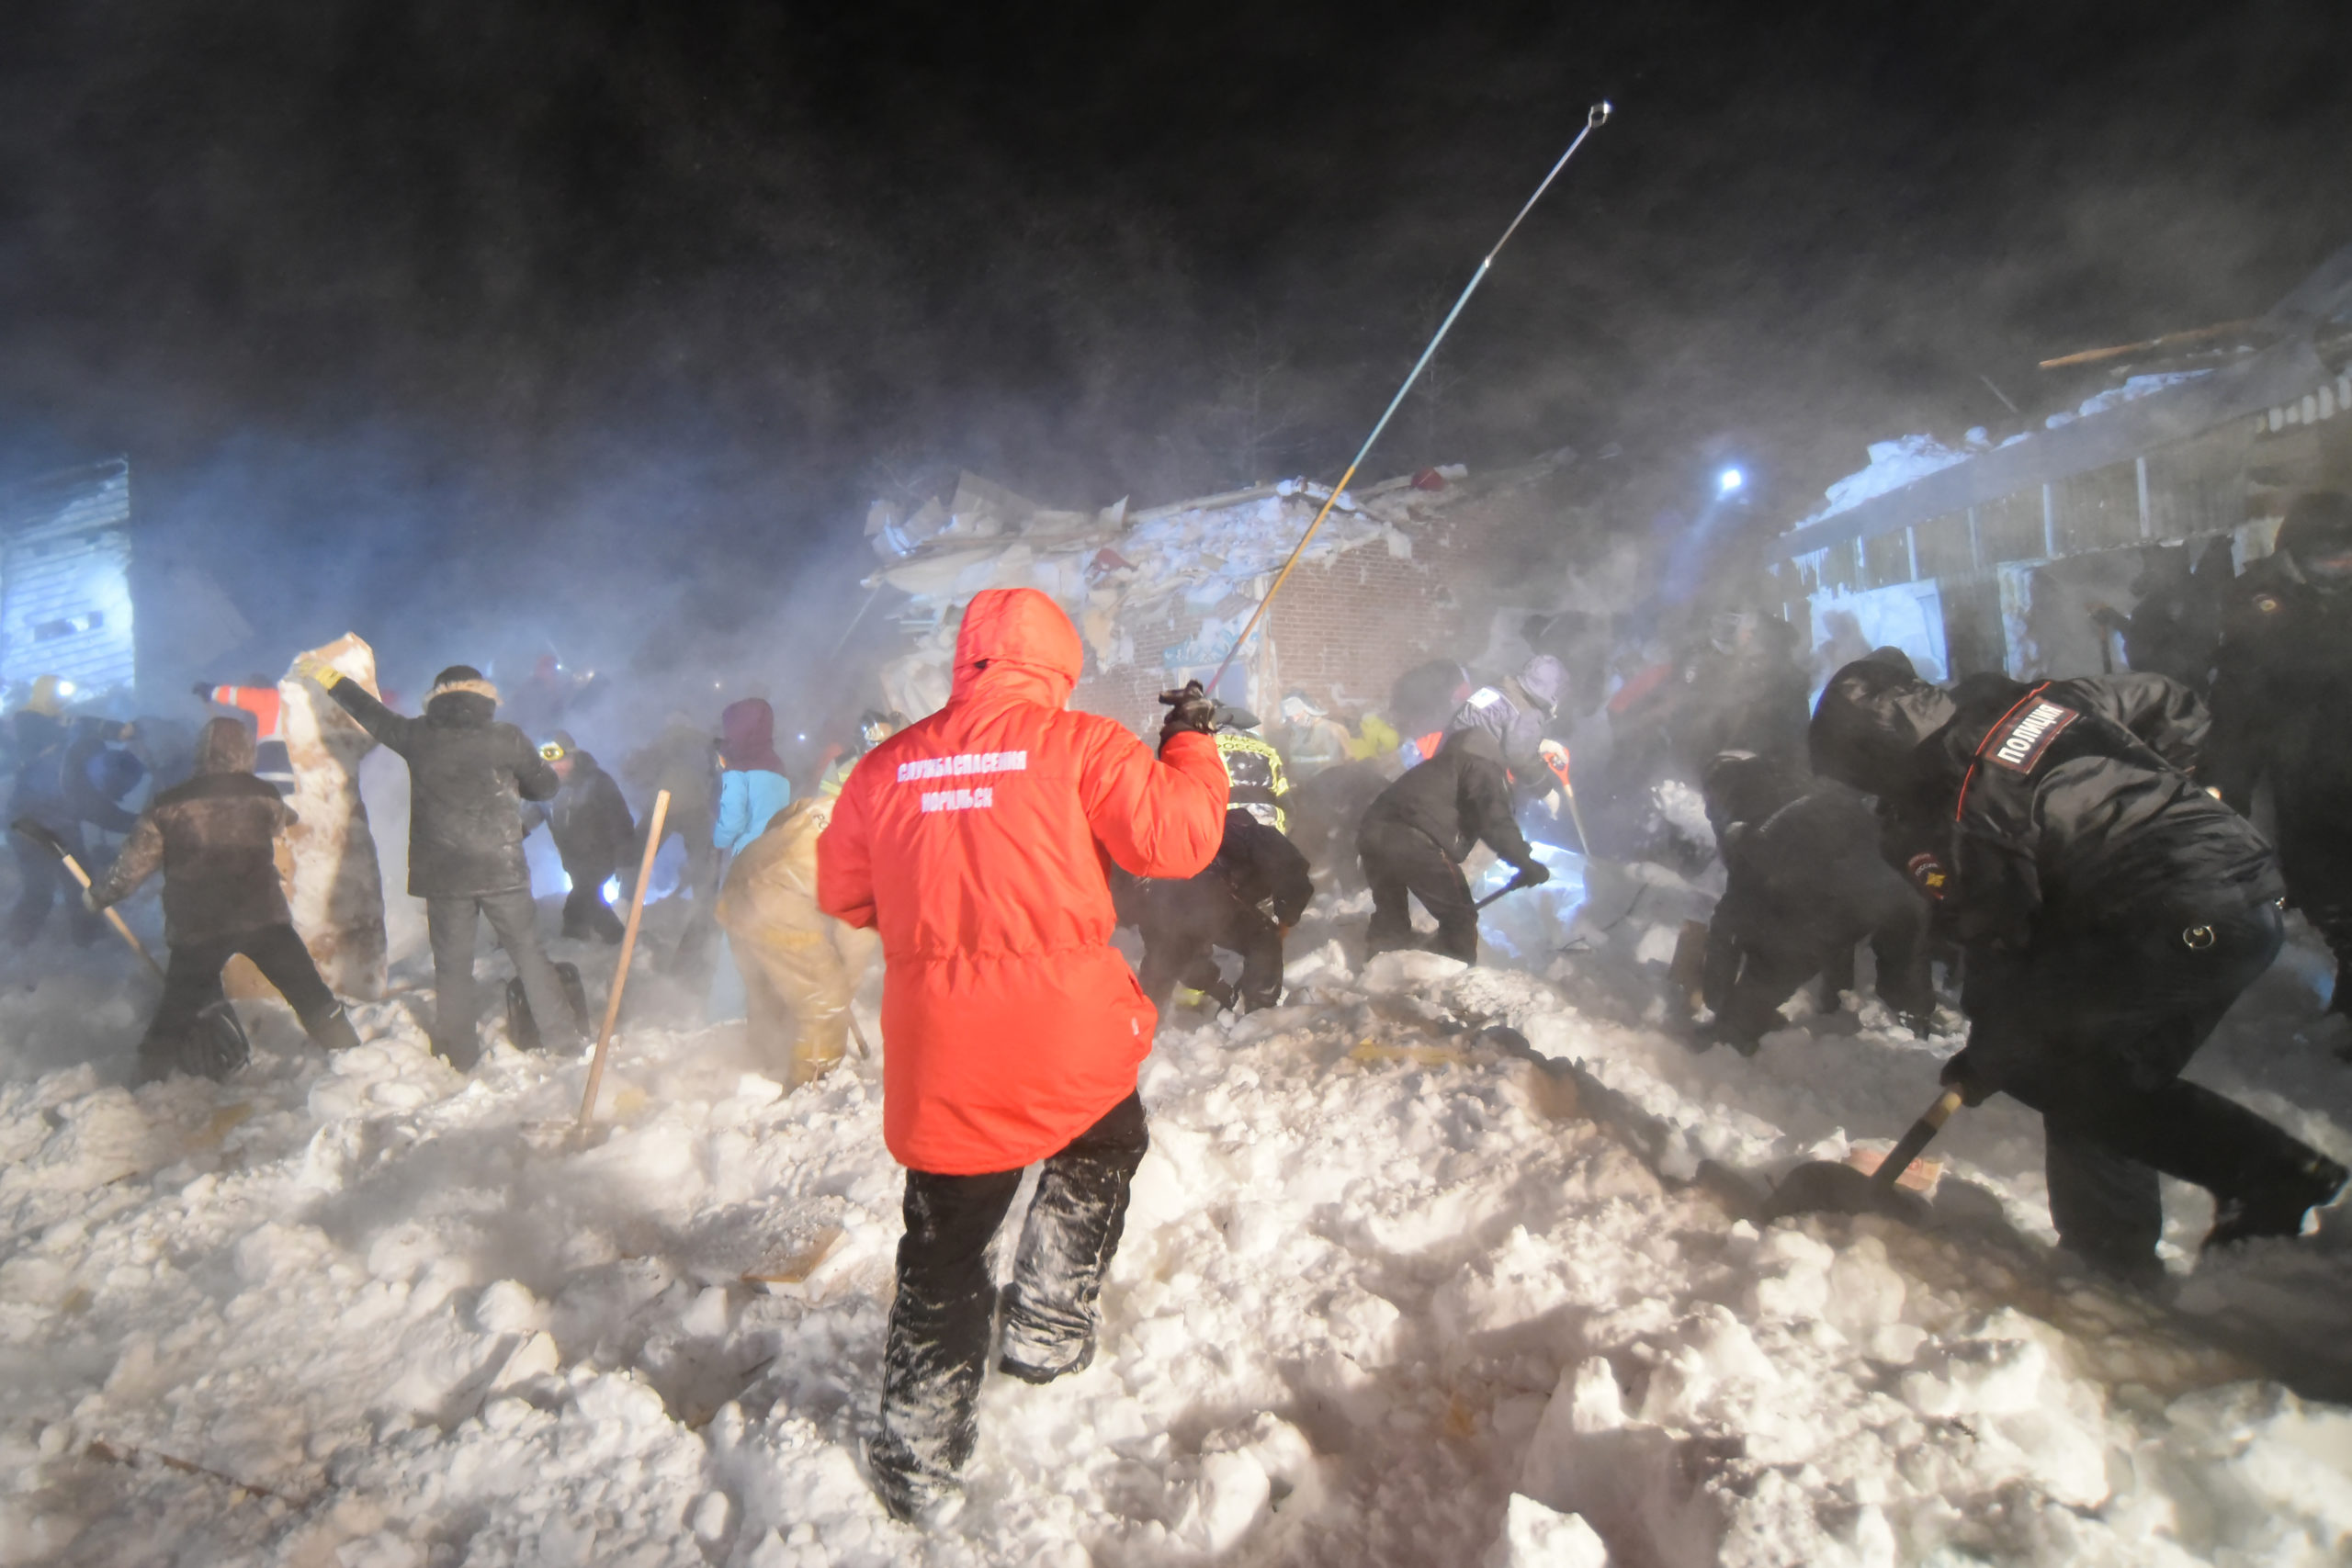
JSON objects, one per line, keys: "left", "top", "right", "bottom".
{"left": 1215, "top": 730, "right": 1290, "bottom": 833}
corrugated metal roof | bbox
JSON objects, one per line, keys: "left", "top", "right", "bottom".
{"left": 1778, "top": 244, "right": 2352, "bottom": 561}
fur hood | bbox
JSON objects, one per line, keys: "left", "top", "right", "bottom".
{"left": 427, "top": 676, "right": 501, "bottom": 705}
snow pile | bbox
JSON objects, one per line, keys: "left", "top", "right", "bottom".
{"left": 866, "top": 468, "right": 1478, "bottom": 716}
{"left": 0, "top": 877, "right": 2348, "bottom": 1564}
{"left": 1795, "top": 369, "right": 2219, "bottom": 535}
{"left": 1800, "top": 434, "right": 1972, "bottom": 526}
{"left": 2066, "top": 369, "right": 2213, "bottom": 423}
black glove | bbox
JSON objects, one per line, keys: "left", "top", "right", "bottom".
{"left": 192, "top": 682, "right": 217, "bottom": 702}
{"left": 1512, "top": 861, "right": 1552, "bottom": 888}
{"left": 1939, "top": 1046, "right": 1994, "bottom": 1108}
{"left": 1158, "top": 680, "right": 1216, "bottom": 742}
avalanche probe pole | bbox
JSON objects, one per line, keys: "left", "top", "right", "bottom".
{"left": 1205, "top": 101, "right": 1613, "bottom": 695}
{"left": 578, "top": 789, "right": 671, "bottom": 1133}
{"left": 10, "top": 817, "right": 164, "bottom": 980}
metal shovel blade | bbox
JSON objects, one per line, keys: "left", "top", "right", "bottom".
{"left": 1763, "top": 1087, "right": 1964, "bottom": 1222}
{"left": 1764, "top": 1159, "right": 1898, "bottom": 1220}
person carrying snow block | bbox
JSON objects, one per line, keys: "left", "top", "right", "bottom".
{"left": 1697, "top": 750, "right": 1931, "bottom": 1051}
{"left": 715, "top": 697, "right": 792, "bottom": 854}
{"left": 1135, "top": 806, "right": 1314, "bottom": 1014}
{"left": 527, "top": 731, "right": 635, "bottom": 942}
{"left": 1812, "top": 657, "right": 2346, "bottom": 1279}
{"left": 817, "top": 586, "right": 1227, "bottom": 1523}
{"left": 1357, "top": 727, "right": 1548, "bottom": 964}
{"left": 87, "top": 717, "right": 361, "bottom": 1081}
{"left": 295, "top": 658, "right": 578, "bottom": 1069}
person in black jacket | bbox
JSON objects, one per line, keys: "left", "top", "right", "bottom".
{"left": 87, "top": 717, "right": 361, "bottom": 1080}
{"left": 1134, "top": 807, "right": 1314, "bottom": 1013}
{"left": 298, "top": 659, "right": 576, "bottom": 1068}
{"left": 526, "top": 731, "right": 636, "bottom": 942}
{"left": 6, "top": 694, "right": 136, "bottom": 947}
{"left": 1813, "top": 658, "right": 2346, "bottom": 1275}
{"left": 2206, "top": 491, "right": 2352, "bottom": 1026}
{"left": 1698, "top": 750, "right": 1931, "bottom": 1052}
{"left": 1357, "top": 727, "right": 1549, "bottom": 964}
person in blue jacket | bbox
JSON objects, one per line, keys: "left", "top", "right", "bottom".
{"left": 716, "top": 698, "right": 792, "bottom": 855}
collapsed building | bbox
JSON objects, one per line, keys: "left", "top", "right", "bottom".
{"left": 858, "top": 453, "right": 1619, "bottom": 732}
{"left": 1778, "top": 243, "right": 2352, "bottom": 682}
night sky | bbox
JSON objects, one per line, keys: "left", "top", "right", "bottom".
{"left": 3, "top": 2, "right": 2347, "bottom": 678}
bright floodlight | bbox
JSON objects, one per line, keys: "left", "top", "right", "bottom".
{"left": 56, "top": 680, "right": 76, "bottom": 697}
{"left": 1718, "top": 468, "right": 1745, "bottom": 495}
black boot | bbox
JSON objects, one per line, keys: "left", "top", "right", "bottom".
{"left": 186, "top": 1001, "right": 251, "bottom": 1081}
{"left": 2205, "top": 1150, "right": 2348, "bottom": 1251}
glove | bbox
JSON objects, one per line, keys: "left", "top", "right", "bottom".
{"left": 1157, "top": 680, "right": 1216, "bottom": 742}
{"left": 1938, "top": 1046, "right": 1994, "bottom": 1108}
{"left": 291, "top": 653, "right": 342, "bottom": 689}
{"left": 80, "top": 887, "right": 104, "bottom": 916}
{"left": 1512, "top": 861, "right": 1552, "bottom": 888}
{"left": 192, "top": 681, "right": 218, "bottom": 702}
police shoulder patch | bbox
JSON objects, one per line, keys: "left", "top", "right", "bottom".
{"left": 1984, "top": 698, "right": 2080, "bottom": 773}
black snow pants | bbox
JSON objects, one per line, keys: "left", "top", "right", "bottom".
{"left": 1963, "top": 897, "right": 2325, "bottom": 1269}
{"left": 1360, "top": 819, "right": 1478, "bottom": 964}
{"left": 141, "top": 923, "right": 357, "bottom": 1079}
{"left": 560, "top": 864, "right": 625, "bottom": 942}
{"left": 871, "top": 1092, "right": 1149, "bottom": 1502}
{"left": 426, "top": 888, "right": 580, "bottom": 1069}
{"left": 1706, "top": 887, "right": 1931, "bottom": 1048}
{"left": 1136, "top": 876, "right": 1284, "bottom": 1013}
{"left": 7, "top": 825, "right": 105, "bottom": 947}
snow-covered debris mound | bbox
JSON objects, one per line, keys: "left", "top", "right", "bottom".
{"left": 0, "top": 883, "right": 2347, "bottom": 1564}
{"left": 1797, "top": 434, "right": 1973, "bottom": 526}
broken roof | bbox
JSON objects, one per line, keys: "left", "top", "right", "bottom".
{"left": 1778, "top": 241, "right": 2352, "bottom": 560}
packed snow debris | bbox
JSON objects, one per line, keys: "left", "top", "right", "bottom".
{"left": 860, "top": 464, "right": 1488, "bottom": 716}
{"left": 1, "top": 884, "right": 2349, "bottom": 1564}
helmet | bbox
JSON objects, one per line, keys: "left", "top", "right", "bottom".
{"left": 856, "top": 709, "right": 907, "bottom": 751}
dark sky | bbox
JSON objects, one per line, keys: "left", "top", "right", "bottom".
{"left": 2, "top": 1, "right": 2347, "bottom": 677}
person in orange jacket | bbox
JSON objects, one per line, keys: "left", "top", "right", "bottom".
{"left": 195, "top": 676, "right": 298, "bottom": 795}
{"left": 818, "top": 586, "right": 1227, "bottom": 1522}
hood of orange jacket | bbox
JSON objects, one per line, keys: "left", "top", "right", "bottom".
{"left": 951, "top": 583, "right": 1084, "bottom": 709}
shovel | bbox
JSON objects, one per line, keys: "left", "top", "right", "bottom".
{"left": 1475, "top": 871, "right": 1544, "bottom": 910}
{"left": 11, "top": 817, "right": 165, "bottom": 980}
{"left": 1764, "top": 1086, "right": 1964, "bottom": 1220}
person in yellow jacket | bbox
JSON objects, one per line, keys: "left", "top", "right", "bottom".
{"left": 715, "top": 796, "right": 876, "bottom": 1087}
{"left": 1211, "top": 704, "right": 1291, "bottom": 833}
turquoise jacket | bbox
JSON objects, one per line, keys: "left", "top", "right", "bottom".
{"left": 716, "top": 768, "right": 792, "bottom": 854}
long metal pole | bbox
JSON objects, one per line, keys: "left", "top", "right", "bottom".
{"left": 1207, "top": 101, "right": 1613, "bottom": 693}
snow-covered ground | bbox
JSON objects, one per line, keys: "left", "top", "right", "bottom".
{"left": 2, "top": 860, "right": 2350, "bottom": 1566}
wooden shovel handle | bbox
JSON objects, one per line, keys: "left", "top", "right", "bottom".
{"left": 577, "top": 789, "right": 669, "bottom": 1132}
{"left": 1871, "top": 1087, "right": 1965, "bottom": 1193}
